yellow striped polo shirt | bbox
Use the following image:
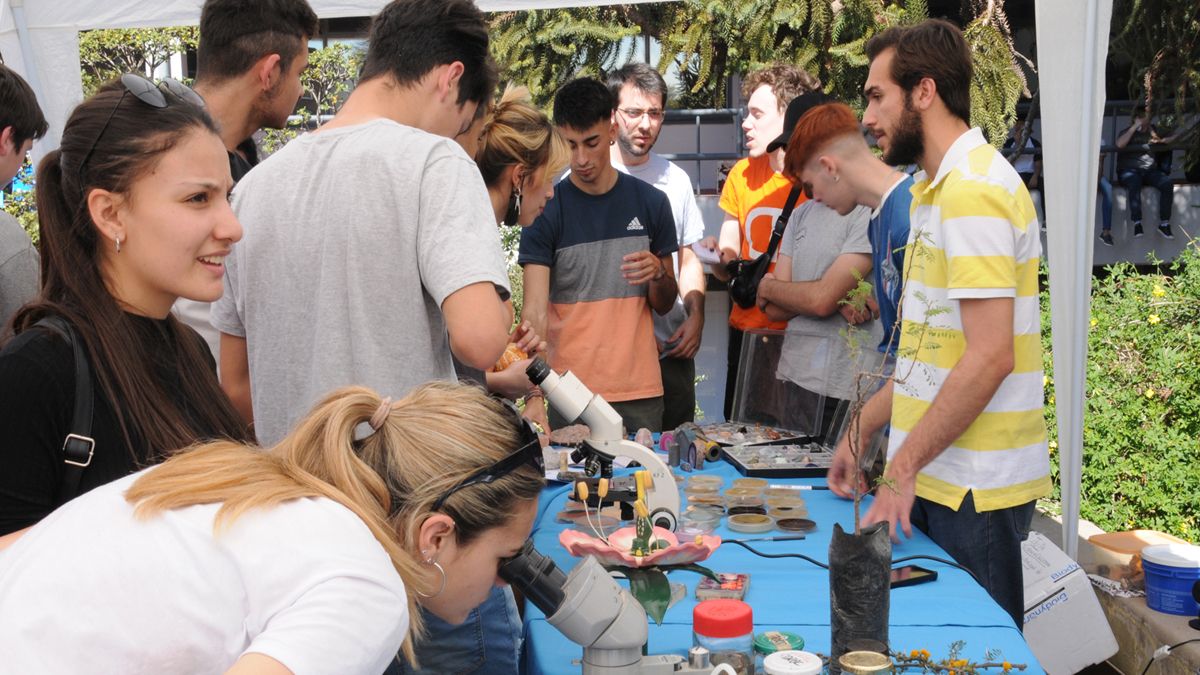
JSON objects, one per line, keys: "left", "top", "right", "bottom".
{"left": 888, "top": 127, "right": 1051, "bottom": 512}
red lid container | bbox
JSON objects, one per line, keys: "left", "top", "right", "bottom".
{"left": 693, "top": 599, "right": 753, "bottom": 638}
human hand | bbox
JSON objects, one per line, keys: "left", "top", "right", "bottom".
{"left": 511, "top": 320, "right": 546, "bottom": 354}
{"left": 840, "top": 294, "right": 879, "bottom": 325}
{"left": 490, "top": 358, "right": 535, "bottom": 400}
{"left": 861, "top": 469, "right": 916, "bottom": 543}
{"left": 826, "top": 434, "right": 867, "bottom": 498}
{"left": 663, "top": 314, "right": 703, "bottom": 359}
{"left": 755, "top": 273, "right": 777, "bottom": 311}
{"left": 621, "top": 250, "right": 665, "bottom": 285}
{"left": 696, "top": 236, "right": 719, "bottom": 252}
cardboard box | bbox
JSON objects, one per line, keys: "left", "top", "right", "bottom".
{"left": 1022, "top": 532, "right": 1119, "bottom": 674}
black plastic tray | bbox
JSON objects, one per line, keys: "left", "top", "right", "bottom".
{"left": 721, "top": 443, "right": 834, "bottom": 478}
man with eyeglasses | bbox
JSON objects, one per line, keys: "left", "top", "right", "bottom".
{"left": 606, "top": 63, "right": 706, "bottom": 430}
{"left": 174, "top": 0, "right": 319, "bottom": 358}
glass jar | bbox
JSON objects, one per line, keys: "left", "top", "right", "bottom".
{"left": 693, "top": 599, "right": 755, "bottom": 674}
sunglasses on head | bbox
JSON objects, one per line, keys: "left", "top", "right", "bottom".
{"left": 428, "top": 397, "right": 544, "bottom": 513}
{"left": 77, "top": 73, "right": 206, "bottom": 186}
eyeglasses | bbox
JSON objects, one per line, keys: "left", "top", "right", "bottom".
{"left": 429, "top": 398, "right": 544, "bottom": 512}
{"left": 618, "top": 107, "right": 665, "bottom": 121}
{"left": 77, "top": 73, "right": 205, "bottom": 187}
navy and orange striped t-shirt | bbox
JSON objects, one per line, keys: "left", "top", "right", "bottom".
{"left": 519, "top": 173, "right": 678, "bottom": 402}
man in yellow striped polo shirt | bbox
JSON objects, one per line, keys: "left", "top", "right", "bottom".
{"left": 826, "top": 19, "right": 1050, "bottom": 627}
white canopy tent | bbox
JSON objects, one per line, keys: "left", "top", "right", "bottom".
{"left": 0, "top": 0, "right": 673, "bottom": 151}
{"left": 1, "top": 0, "right": 1113, "bottom": 559}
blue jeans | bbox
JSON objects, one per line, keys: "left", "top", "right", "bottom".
{"left": 386, "top": 586, "right": 522, "bottom": 675}
{"left": 1118, "top": 167, "right": 1173, "bottom": 224}
{"left": 909, "top": 491, "right": 1036, "bottom": 628}
{"left": 1098, "top": 176, "right": 1113, "bottom": 232}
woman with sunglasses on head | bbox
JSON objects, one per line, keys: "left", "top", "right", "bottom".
{"left": 0, "top": 74, "right": 250, "bottom": 538}
{"left": 0, "top": 381, "right": 546, "bottom": 674}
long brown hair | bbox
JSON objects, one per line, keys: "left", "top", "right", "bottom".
{"left": 126, "top": 381, "right": 546, "bottom": 660}
{"left": 9, "top": 78, "right": 250, "bottom": 462}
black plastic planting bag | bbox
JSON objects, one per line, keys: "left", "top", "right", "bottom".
{"left": 829, "top": 521, "right": 892, "bottom": 673}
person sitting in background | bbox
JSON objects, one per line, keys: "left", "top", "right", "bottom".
{"left": 0, "top": 75, "right": 250, "bottom": 537}
{"left": 0, "top": 382, "right": 545, "bottom": 675}
{"left": 1116, "top": 109, "right": 1182, "bottom": 239}
{"left": 0, "top": 63, "right": 47, "bottom": 333}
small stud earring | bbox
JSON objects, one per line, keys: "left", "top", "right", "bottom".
{"left": 115, "top": 236, "right": 121, "bottom": 253}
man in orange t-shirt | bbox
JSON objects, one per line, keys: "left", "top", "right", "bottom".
{"left": 702, "top": 64, "right": 822, "bottom": 420}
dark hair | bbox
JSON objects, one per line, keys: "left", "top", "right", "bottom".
{"left": 741, "top": 63, "right": 821, "bottom": 113}
{"left": 865, "top": 19, "right": 973, "bottom": 124}
{"left": 11, "top": 78, "right": 251, "bottom": 463}
{"left": 196, "top": 0, "right": 319, "bottom": 83}
{"left": 606, "top": 62, "right": 668, "bottom": 109}
{"left": 0, "top": 64, "right": 48, "bottom": 147}
{"left": 359, "top": 0, "right": 498, "bottom": 108}
{"left": 553, "top": 78, "right": 615, "bottom": 131}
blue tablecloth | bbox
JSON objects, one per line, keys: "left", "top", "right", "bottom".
{"left": 523, "top": 459, "right": 1043, "bottom": 674}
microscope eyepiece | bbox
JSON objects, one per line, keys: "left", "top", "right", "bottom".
{"left": 498, "top": 540, "right": 567, "bottom": 617}
{"left": 525, "top": 357, "right": 552, "bottom": 385}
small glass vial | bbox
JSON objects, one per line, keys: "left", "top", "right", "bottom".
{"left": 693, "top": 599, "right": 755, "bottom": 674}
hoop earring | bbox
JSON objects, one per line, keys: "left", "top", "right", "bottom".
{"left": 115, "top": 236, "right": 121, "bottom": 253}
{"left": 416, "top": 554, "right": 447, "bottom": 599}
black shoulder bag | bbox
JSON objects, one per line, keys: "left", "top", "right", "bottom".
{"left": 726, "top": 185, "right": 804, "bottom": 309}
{"left": 32, "top": 316, "right": 96, "bottom": 504}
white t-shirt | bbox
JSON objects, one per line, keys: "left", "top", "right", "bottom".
{"left": 212, "top": 118, "right": 510, "bottom": 445}
{"left": 0, "top": 471, "right": 408, "bottom": 675}
{"left": 613, "top": 152, "right": 706, "bottom": 343}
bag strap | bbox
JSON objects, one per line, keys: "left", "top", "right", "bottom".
{"left": 34, "top": 316, "right": 95, "bottom": 503}
{"left": 759, "top": 185, "right": 804, "bottom": 263}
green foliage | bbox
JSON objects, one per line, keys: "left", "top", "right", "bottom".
{"left": 963, "top": 21, "right": 1025, "bottom": 147}
{"left": 262, "top": 43, "right": 363, "bottom": 156}
{"left": 1041, "top": 246, "right": 1200, "bottom": 540}
{"left": 302, "top": 42, "right": 363, "bottom": 116}
{"left": 501, "top": 224, "right": 524, "bottom": 323}
{"left": 2, "top": 160, "right": 37, "bottom": 245}
{"left": 655, "top": 0, "right": 929, "bottom": 109}
{"left": 490, "top": 8, "right": 641, "bottom": 107}
{"left": 78, "top": 27, "right": 199, "bottom": 96}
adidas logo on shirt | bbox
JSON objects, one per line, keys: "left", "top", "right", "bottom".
{"left": 626, "top": 217, "right": 644, "bottom": 231}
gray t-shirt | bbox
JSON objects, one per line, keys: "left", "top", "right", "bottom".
{"left": 0, "top": 211, "right": 38, "bottom": 333}
{"left": 775, "top": 201, "right": 880, "bottom": 401}
{"left": 613, "top": 153, "right": 705, "bottom": 343}
{"left": 212, "top": 119, "right": 509, "bottom": 445}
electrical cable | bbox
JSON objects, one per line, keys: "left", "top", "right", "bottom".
{"left": 1139, "top": 638, "right": 1200, "bottom": 675}
{"left": 724, "top": 541, "right": 986, "bottom": 586}
{"left": 723, "top": 538, "right": 830, "bottom": 569}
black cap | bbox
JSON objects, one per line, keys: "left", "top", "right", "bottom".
{"left": 766, "top": 91, "right": 833, "bottom": 153}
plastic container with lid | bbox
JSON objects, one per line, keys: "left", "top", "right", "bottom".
{"left": 1141, "top": 543, "right": 1200, "bottom": 615}
{"left": 763, "top": 650, "right": 823, "bottom": 675}
{"left": 1086, "top": 529, "right": 1187, "bottom": 582}
{"left": 693, "top": 599, "right": 755, "bottom": 675}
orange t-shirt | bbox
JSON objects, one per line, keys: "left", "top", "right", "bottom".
{"left": 718, "top": 155, "right": 804, "bottom": 330}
